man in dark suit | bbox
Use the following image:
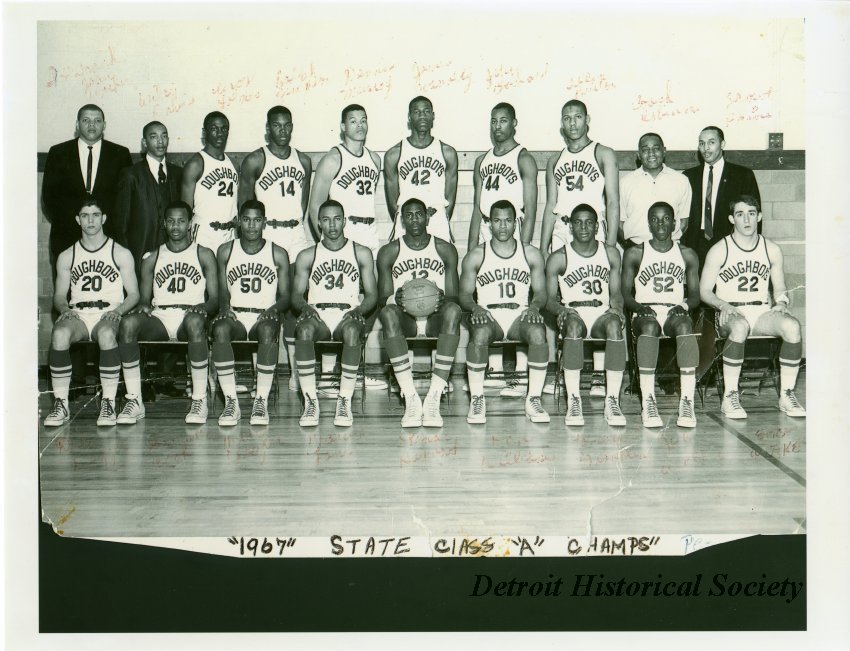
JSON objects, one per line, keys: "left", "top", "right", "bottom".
{"left": 113, "top": 121, "right": 182, "bottom": 275}
{"left": 42, "top": 104, "right": 133, "bottom": 277}
{"left": 682, "top": 126, "right": 761, "bottom": 267}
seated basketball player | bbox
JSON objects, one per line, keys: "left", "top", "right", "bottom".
{"left": 116, "top": 201, "right": 219, "bottom": 425}
{"left": 700, "top": 194, "right": 805, "bottom": 419}
{"left": 376, "top": 197, "right": 461, "bottom": 428}
{"left": 291, "top": 199, "right": 378, "bottom": 427}
{"left": 544, "top": 204, "right": 627, "bottom": 427}
{"left": 621, "top": 201, "right": 701, "bottom": 428}
{"left": 212, "top": 200, "right": 290, "bottom": 426}
{"left": 459, "top": 199, "right": 550, "bottom": 425}
{"left": 44, "top": 198, "right": 139, "bottom": 427}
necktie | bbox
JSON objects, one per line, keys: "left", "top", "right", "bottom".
{"left": 704, "top": 165, "right": 714, "bottom": 240}
{"left": 85, "top": 146, "right": 93, "bottom": 193}
{"left": 158, "top": 162, "right": 167, "bottom": 185}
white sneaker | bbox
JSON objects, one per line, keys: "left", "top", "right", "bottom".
{"left": 677, "top": 396, "right": 697, "bottom": 428}
{"left": 422, "top": 392, "right": 443, "bottom": 427}
{"left": 721, "top": 390, "right": 747, "bottom": 419}
{"left": 401, "top": 393, "right": 423, "bottom": 428}
{"left": 235, "top": 383, "right": 251, "bottom": 394}
{"left": 604, "top": 396, "right": 627, "bottom": 426}
{"left": 590, "top": 373, "right": 606, "bottom": 397}
{"left": 357, "top": 375, "right": 388, "bottom": 391}
{"left": 641, "top": 394, "right": 663, "bottom": 428}
{"left": 250, "top": 396, "right": 269, "bottom": 425}
{"left": 44, "top": 398, "right": 70, "bottom": 427}
{"left": 299, "top": 396, "right": 320, "bottom": 426}
{"left": 288, "top": 373, "right": 300, "bottom": 392}
{"left": 778, "top": 389, "right": 806, "bottom": 417}
{"left": 525, "top": 395, "right": 550, "bottom": 423}
{"left": 467, "top": 394, "right": 486, "bottom": 424}
{"left": 97, "top": 397, "right": 117, "bottom": 427}
{"left": 564, "top": 394, "right": 584, "bottom": 426}
{"left": 317, "top": 379, "right": 340, "bottom": 398}
{"left": 500, "top": 377, "right": 528, "bottom": 398}
{"left": 484, "top": 368, "right": 507, "bottom": 389}
{"left": 334, "top": 395, "right": 353, "bottom": 426}
{"left": 116, "top": 396, "right": 145, "bottom": 425}
{"left": 218, "top": 396, "right": 241, "bottom": 426}
{"left": 185, "top": 397, "right": 209, "bottom": 424}
{"left": 542, "top": 378, "right": 560, "bottom": 395}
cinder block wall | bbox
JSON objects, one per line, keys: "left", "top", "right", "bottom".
{"left": 36, "top": 152, "right": 805, "bottom": 367}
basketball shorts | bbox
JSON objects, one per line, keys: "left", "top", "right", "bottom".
{"left": 716, "top": 303, "right": 772, "bottom": 334}
{"left": 632, "top": 303, "right": 676, "bottom": 331}
{"left": 151, "top": 307, "right": 188, "bottom": 340}
{"left": 191, "top": 218, "right": 235, "bottom": 252}
{"left": 265, "top": 220, "right": 313, "bottom": 264}
{"left": 575, "top": 306, "right": 609, "bottom": 334}
{"left": 552, "top": 216, "right": 607, "bottom": 251}
{"left": 311, "top": 303, "right": 355, "bottom": 336}
{"left": 76, "top": 309, "right": 110, "bottom": 338}
{"left": 345, "top": 219, "right": 380, "bottom": 258}
{"left": 484, "top": 305, "right": 523, "bottom": 340}
{"left": 232, "top": 307, "right": 267, "bottom": 335}
{"left": 392, "top": 207, "right": 452, "bottom": 244}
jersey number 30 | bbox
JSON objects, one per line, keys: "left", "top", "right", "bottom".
{"left": 581, "top": 279, "right": 603, "bottom": 295}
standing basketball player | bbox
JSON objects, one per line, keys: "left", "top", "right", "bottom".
{"left": 700, "top": 195, "right": 805, "bottom": 418}
{"left": 383, "top": 96, "right": 459, "bottom": 244}
{"left": 291, "top": 199, "right": 378, "bottom": 427}
{"left": 460, "top": 200, "right": 550, "bottom": 425}
{"left": 377, "top": 198, "right": 461, "bottom": 428}
{"left": 239, "top": 105, "right": 314, "bottom": 392}
{"left": 44, "top": 198, "right": 139, "bottom": 427}
{"left": 212, "top": 200, "right": 290, "bottom": 426}
{"left": 181, "top": 111, "right": 239, "bottom": 250}
{"left": 116, "top": 200, "right": 219, "bottom": 424}
{"left": 545, "top": 204, "right": 627, "bottom": 427}
{"left": 621, "top": 201, "right": 701, "bottom": 428}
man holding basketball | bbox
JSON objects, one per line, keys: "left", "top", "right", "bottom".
{"left": 376, "top": 198, "right": 461, "bottom": 428}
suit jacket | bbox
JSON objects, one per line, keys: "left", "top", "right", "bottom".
{"left": 682, "top": 159, "right": 761, "bottom": 265}
{"left": 112, "top": 159, "right": 183, "bottom": 271}
{"left": 41, "top": 138, "right": 133, "bottom": 264}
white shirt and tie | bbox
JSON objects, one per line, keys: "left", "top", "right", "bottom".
{"left": 701, "top": 156, "right": 725, "bottom": 239}
{"left": 145, "top": 154, "right": 168, "bottom": 185}
{"left": 77, "top": 138, "right": 102, "bottom": 193}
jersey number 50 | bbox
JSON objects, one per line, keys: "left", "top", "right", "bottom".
{"left": 240, "top": 277, "right": 262, "bottom": 293}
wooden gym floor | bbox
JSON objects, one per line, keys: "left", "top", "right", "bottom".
{"left": 37, "top": 369, "right": 806, "bottom": 541}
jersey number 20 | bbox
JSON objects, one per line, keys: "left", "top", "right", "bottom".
{"left": 80, "top": 275, "right": 102, "bottom": 292}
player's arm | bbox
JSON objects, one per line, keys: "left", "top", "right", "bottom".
{"left": 605, "top": 245, "right": 625, "bottom": 322}
{"left": 134, "top": 250, "right": 157, "bottom": 315}
{"left": 260, "top": 244, "right": 291, "bottom": 319}
{"left": 382, "top": 143, "right": 401, "bottom": 219}
{"left": 215, "top": 242, "right": 235, "bottom": 320}
{"left": 620, "top": 246, "right": 649, "bottom": 315}
{"left": 518, "top": 149, "right": 539, "bottom": 245}
{"left": 679, "top": 246, "right": 701, "bottom": 314}
{"left": 308, "top": 149, "right": 340, "bottom": 238}
{"left": 105, "top": 244, "right": 141, "bottom": 323}
{"left": 435, "top": 239, "right": 460, "bottom": 304}
{"left": 466, "top": 153, "right": 486, "bottom": 251}
{"left": 458, "top": 246, "right": 491, "bottom": 323}
{"left": 291, "top": 247, "right": 317, "bottom": 322}
{"left": 673, "top": 176, "right": 692, "bottom": 240}
{"left": 766, "top": 239, "right": 791, "bottom": 313}
{"left": 376, "top": 241, "right": 399, "bottom": 306}
{"left": 197, "top": 245, "right": 219, "bottom": 317}
{"left": 52, "top": 249, "right": 77, "bottom": 320}
{"left": 442, "top": 143, "right": 459, "bottom": 219}
{"left": 298, "top": 151, "right": 314, "bottom": 229}
{"left": 351, "top": 244, "right": 377, "bottom": 321}
{"left": 539, "top": 153, "right": 560, "bottom": 255}
{"left": 522, "top": 244, "right": 546, "bottom": 324}
{"left": 181, "top": 153, "right": 203, "bottom": 210}
{"left": 598, "top": 144, "right": 621, "bottom": 247}
{"left": 700, "top": 241, "right": 740, "bottom": 327}
{"left": 544, "top": 249, "right": 573, "bottom": 328}
{"left": 237, "top": 149, "right": 263, "bottom": 208}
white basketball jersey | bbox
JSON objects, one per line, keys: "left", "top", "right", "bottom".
{"left": 330, "top": 145, "right": 380, "bottom": 218}
{"left": 715, "top": 235, "right": 771, "bottom": 305}
{"left": 395, "top": 138, "right": 449, "bottom": 211}
{"left": 553, "top": 142, "right": 606, "bottom": 220}
{"left": 308, "top": 239, "right": 362, "bottom": 308}
{"left": 478, "top": 144, "right": 525, "bottom": 218}
{"left": 192, "top": 150, "right": 238, "bottom": 249}
{"left": 151, "top": 243, "right": 206, "bottom": 308}
{"left": 225, "top": 239, "right": 278, "bottom": 311}
{"left": 391, "top": 236, "right": 446, "bottom": 291}
{"left": 475, "top": 241, "right": 531, "bottom": 308}
{"left": 68, "top": 238, "right": 124, "bottom": 309}
{"left": 558, "top": 242, "right": 611, "bottom": 308}
{"left": 634, "top": 241, "right": 686, "bottom": 306}
{"left": 254, "top": 146, "right": 307, "bottom": 222}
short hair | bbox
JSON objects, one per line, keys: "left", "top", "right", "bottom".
{"left": 491, "top": 102, "right": 516, "bottom": 120}
{"left": 78, "top": 196, "right": 106, "bottom": 214}
{"left": 77, "top": 104, "right": 104, "bottom": 121}
{"left": 639, "top": 132, "right": 664, "bottom": 148}
{"left": 648, "top": 201, "right": 674, "bottom": 220}
{"left": 142, "top": 121, "right": 166, "bottom": 138}
{"left": 239, "top": 199, "right": 266, "bottom": 217}
{"left": 341, "top": 104, "right": 366, "bottom": 123}
{"left": 490, "top": 199, "right": 517, "bottom": 218}
{"left": 408, "top": 96, "right": 433, "bottom": 112}
{"left": 267, "top": 105, "right": 292, "bottom": 122}
{"left": 561, "top": 99, "right": 588, "bottom": 115}
{"left": 164, "top": 200, "right": 192, "bottom": 220}
{"left": 701, "top": 125, "right": 725, "bottom": 142}
{"left": 729, "top": 194, "right": 761, "bottom": 214}
{"left": 318, "top": 198, "right": 345, "bottom": 217}
{"left": 570, "top": 203, "right": 598, "bottom": 222}
{"left": 400, "top": 197, "right": 427, "bottom": 215}
{"left": 203, "top": 111, "right": 229, "bottom": 130}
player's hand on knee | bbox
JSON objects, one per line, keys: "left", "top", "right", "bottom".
{"left": 637, "top": 304, "right": 657, "bottom": 318}
{"left": 394, "top": 287, "right": 405, "bottom": 305}
{"left": 606, "top": 307, "right": 626, "bottom": 328}
{"left": 57, "top": 309, "right": 81, "bottom": 322}
{"left": 718, "top": 303, "right": 740, "bottom": 327}
{"left": 521, "top": 306, "right": 544, "bottom": 325}
{"left": 296, "top": 306, "right": 319, "bottom": 325}
{"left": 133, "top": 303, "right": 153, "bottom": 316}
{"left": 771, "top": 303, "right": 789, "bottom": 315}
{"left": 668, "top": 304, "right": 688, "bottom": 318}
{"left": 557, "top": 306, "right": 578, "bottom": 330}
{"left": 186, "top": 304, "right": 206, "bottom": 316}
{"left": 470, "top": 306, "right": 494, "bottom": 325}
{"left": 435, "top": 289, "right": 445, "bottom": 310}
{"left": 342, "top": 309, "right": 365, "bottom": 325}
{"left": 101, "top": 310, "right": 123, "bottom": 324}
{"left": 258, "top": 307, "right": 279, "bottom": 322}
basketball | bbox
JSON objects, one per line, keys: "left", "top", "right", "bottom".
{"left": 400, "top": 278, "right": 441, "bottom": 317}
